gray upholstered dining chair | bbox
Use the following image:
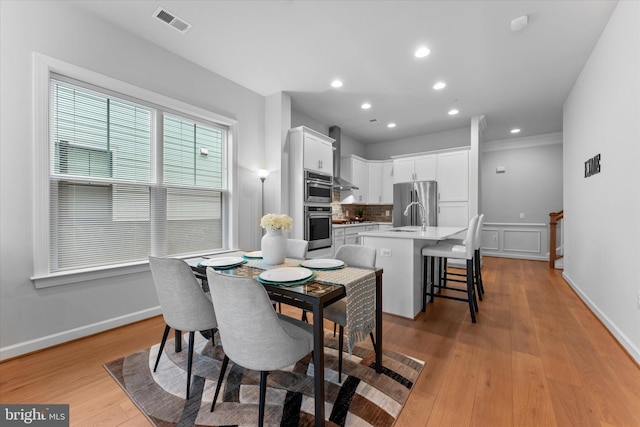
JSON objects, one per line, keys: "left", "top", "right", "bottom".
{"left": 148, "top": 256, "right": 218, "bottom": 399}
{"left": 286, "top": 238, "right": 309, "bottom": 260}
{"left": 206, "top": 269, "right": 313, "bottom": 427}
{"left": 324, "top": 244, "right": 377, "bottom": 382}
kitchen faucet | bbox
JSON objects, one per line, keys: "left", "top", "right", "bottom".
{"left": 403, "top": 201, "right": 427, "bottom": 231}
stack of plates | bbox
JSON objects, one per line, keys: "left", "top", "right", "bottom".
{"left": 299, "top": 259, "right": 346, "bottom": 270}
{"left": 198, "top": 256, "right": 247, "bottom": 270}
{"left": 243, "top": 251, "right": 263, "bottom": 259}
{"left": 257, "top": 267, "right": 316, "bottom": 286}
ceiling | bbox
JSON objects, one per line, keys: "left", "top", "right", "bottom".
{"left": 72, "top": 0, "right": 617, "bottom": 144}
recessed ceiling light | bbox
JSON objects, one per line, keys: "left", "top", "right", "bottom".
{"left": 387, "top": 123, "right": 396, "bottom": 128}
{"left": 433, "top": 81, "right": 446, "bottom": 90}
{"left": 331, "top": 79, "right": 343, "bottom": 88}
{"left": 510, "top": 128, "right": 521, "bottom": 134}
{"left": 361, "top": 103, "right": 372, "bottom": 110}
{"left": 448, "top": 109, "right": 459, "bottom": 115}
{"left": 414, "top": 46, "right": 430, "bottom": 58}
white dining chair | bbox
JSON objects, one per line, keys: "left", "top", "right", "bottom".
{"left": 286, "top": 238, "right": 309, "bottom": 260}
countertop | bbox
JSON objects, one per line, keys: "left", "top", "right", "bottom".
{"left": 358, "top": 226, "right": 466, "bottom": 240}
{"left": 332, "top": 221, "right": 392, "bottom": 229}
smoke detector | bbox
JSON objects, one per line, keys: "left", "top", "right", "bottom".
{"left": 511, "top": 15, "right": 529, "bottom": 32}
{"left": 153, "top": 7, "right": 192, "bottom": 33}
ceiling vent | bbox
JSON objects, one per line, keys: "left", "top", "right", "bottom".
{"left": 153, "top": 7, "right": 192, "bottom": 34}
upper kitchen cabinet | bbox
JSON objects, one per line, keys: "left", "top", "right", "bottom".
{"left": 368, "top": 160, "right": 394, "bottom": 204}
{"left": 393, "top": 154, "right": 436, "bottom": 183}
{"left": 436, "top": 149, "right": 468, "bottom": 202}
{"left": 340, "top": 155, "right": 368, "bottom": 203}
{"left": 302, "top": 130, "right": 334, "bottom": 174}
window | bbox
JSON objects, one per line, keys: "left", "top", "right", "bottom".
{"left": 45, "top": 75, "right": 229, "bottom": 275}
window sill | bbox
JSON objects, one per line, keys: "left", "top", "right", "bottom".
{"left": 30, "top": 249, "right": 239, "bottom": 289}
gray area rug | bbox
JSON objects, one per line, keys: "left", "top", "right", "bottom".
{"left": 104, "top": 330, "right": 423, "bottom": 426}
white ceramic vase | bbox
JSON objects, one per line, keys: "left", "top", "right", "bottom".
{"left": 261, "top": 228, "right": 286, "bottom": 265}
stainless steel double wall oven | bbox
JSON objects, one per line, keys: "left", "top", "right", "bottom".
{"left": 304, "top": 170, "right": 332, "bottom": 250}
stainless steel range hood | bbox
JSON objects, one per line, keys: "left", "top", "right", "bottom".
{"left": 329, "top": 125, "right": 359, "bottom": 190}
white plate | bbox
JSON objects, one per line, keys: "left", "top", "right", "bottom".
{"left": 259, "top": 267, "right": 313, "bottom": 283}
{"left": 200, "top": 256, "right": 245, "bottom": 268}
{"left": 243, "top": 251, "right": 262, "bottom": 258}
{"left": 300, "top": 259, "right": 345, "bottom": 269}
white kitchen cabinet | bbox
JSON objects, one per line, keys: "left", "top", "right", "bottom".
{"left": 367, "top": 160, "right": 394, "bottom": 204}
{"left": 438, "top": 202, "right": 469, "bottom": 227}
{"left": 437, "top": 150, "right": 468, "bottom": 202}
{"left": 303, "top": 132, "right": 333, "bottom": 174}
{"left": 393, "top": 154, "right": 436, "bottom": 183}
{"left": 381, "top": 161, "right": 394, "bottom": 203}
{"left": 368, "top": 162, "right": 382, "bottom": 203}
{"left": 340, "top": 155, "right": 368, "bottom": 203}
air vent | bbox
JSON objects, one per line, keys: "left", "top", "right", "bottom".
{"left": 153, "top": 7, "right": 192, "bottom": 34}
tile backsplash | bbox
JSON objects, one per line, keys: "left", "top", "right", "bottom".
{"left": 332, "top": 190, "right": 393, "bottom": 222}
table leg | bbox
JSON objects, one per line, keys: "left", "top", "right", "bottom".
{"left": 312, "top": 302, "right": 325, "bottom": 426}
{"left": 175, "top": 329, "right": 182, "bottom": 353}
{"left": 375, "top": 274, "right": 383, "bottom": 374}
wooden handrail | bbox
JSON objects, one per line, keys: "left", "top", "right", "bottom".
{"left": 549, "top": 210, "right": 564, "bottom": 268}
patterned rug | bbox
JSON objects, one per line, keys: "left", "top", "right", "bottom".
{"left": 104, "top": 330, "right": 423, "bottom": 426}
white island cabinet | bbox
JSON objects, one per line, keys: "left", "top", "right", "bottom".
{"left": 359, "top": 226, "right": 465, "bottom": 318}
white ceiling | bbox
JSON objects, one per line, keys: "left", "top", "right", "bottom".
{"left": 72, "top": 0, "right": 617, "bottom": 144}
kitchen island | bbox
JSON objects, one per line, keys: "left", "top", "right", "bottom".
{"left": 359, "top": 226, "right": 465, "bottom": 318}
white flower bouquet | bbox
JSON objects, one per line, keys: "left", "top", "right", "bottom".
{"left": 260, "top": 213, "right": 293, "bottom": 232}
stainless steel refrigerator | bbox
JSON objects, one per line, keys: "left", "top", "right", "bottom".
{"left": 392, "top": 181, "right": 438, "bottom": 227}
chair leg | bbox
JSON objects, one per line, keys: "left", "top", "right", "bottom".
{"left": 258, "top": 371, "right": 269, "bottom": 427}
{"left": 186, "top": 331, "right": 195, "bottom": 399}
{"left": 211, "top": 355, "right": 229, "bottom": 412}
{"left": 154, "top": 325, "right": 171, "bottom": 372}
{"left": 301, "top": 311, "right": 308, "bottom": 323}
{"left": 442, "top": 258, "right": 448, "bottom": 288}
{"left": 475, "top": 249, "right": 485, "bottom": 294}
{"left": 429, "top": 256, "right": 436, "bottom": 303}
{"left": 333, "top": 322, "right": 337, "bottom": 337}
{"left": 473, "top": 254, "right": 483, "bottom": 302}
{"left": 466, "top": 259, "right": 477, "bottom": 323}
{"left": 338, "top": 325, "right": 344, "bottom": 383}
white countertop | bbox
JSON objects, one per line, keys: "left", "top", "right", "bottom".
{"left": 333, "top": 221, "right": 392, "bottom": 229}
{"left": 358, "top": 226, "right": 466, "bottom": 240}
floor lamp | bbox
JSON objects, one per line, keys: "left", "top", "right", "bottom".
{"left": 257, "top": 169, "right": 270, "bottom": 232}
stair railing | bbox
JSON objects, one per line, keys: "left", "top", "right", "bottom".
{"left": 549, "top": 210, "right": 564, "bottom": 268}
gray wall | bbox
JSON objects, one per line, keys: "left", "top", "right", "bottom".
{"left": 0, "top": 1, "right": 265, "bottom": 358}
{"left": 563, "top": 1, "right": 640, "bottom": 362}
{"left": 482, "top": 135, "right": 563, "bottom": 224}
{"left": 365, "top": 127, "right": 470, "bottom": 160}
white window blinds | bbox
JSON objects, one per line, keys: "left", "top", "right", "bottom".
{"left": 49, "top": 77, "right": 226, "bottom": 272}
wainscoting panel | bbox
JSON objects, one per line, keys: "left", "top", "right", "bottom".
{"left": 481, "top": 222, "right": 549, "bottom": 261}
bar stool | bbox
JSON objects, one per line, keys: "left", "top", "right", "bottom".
{"left": 422, "top": 215, "right": 480, "bottom": 322}
{"left": 440, "top": 214, "right": 485, "bottom": 299}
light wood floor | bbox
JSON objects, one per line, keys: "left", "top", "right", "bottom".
{"left": 1, "top": 257, "right": 639, "bottom": 426}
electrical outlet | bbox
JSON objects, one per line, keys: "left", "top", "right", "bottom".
{"left": 385, "top": 210, "right": 390, "bottom": 216}
{"left": 380, "top": 248, "right": 392, "bottom": 257}
{"left": 520, "top": 213, "right": 525, "bottom": 219}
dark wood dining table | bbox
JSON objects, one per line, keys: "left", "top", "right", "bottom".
{"left": 185, "top": 253, "right": 383, "bottom": 427}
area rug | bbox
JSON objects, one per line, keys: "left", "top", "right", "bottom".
{"left": 104, "top": 330, "right": 423, "bottom": 426}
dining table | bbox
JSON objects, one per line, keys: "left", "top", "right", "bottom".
{"left": 185, "top": 252, "right": 383, "bottom": 427}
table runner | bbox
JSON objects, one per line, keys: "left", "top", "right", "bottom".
{"left": 243, "top": 258, "right": 377, "bottom": 353}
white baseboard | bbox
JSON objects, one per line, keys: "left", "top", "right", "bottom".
{"left": 0, "top": 306, "right": 162, "bottom": 361}
{"left": 562, "top": 272, "right": 640, "bottom": 366}
{"left": 482, "top": 251, "right": 547, "bottom": 262}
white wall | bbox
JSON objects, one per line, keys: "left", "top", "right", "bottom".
{"left": 291, "top": 109, "right": 367, "bottom": 158}
{"left": 0, "top": 1, "right": 265, "bottom": 359}
{"left": 563, "top": 0, "right": 640, "bottom": 363}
